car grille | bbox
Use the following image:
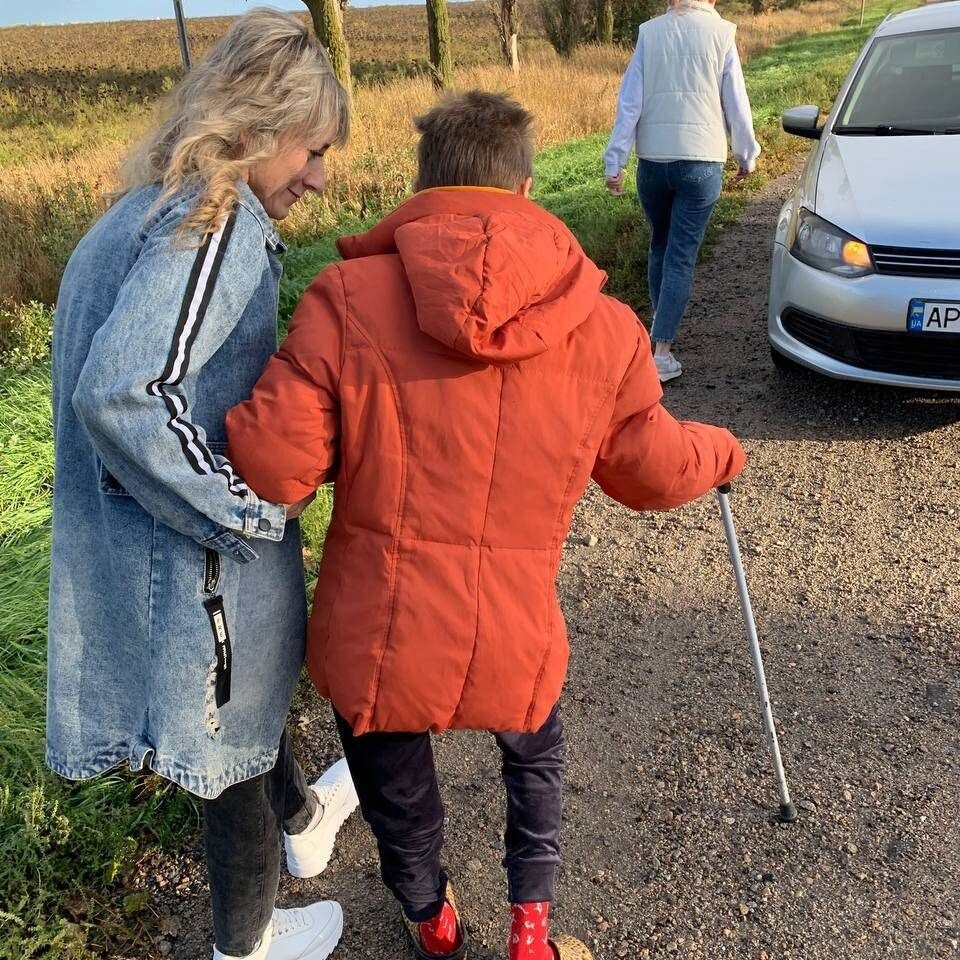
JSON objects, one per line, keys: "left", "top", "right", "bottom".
{"left": 781, "top": 308, "right": 960, "bottom": 380}
{"left": 872, "top": 245, "right": 960, "bottom": 279}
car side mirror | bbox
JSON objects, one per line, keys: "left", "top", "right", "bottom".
{"left": 782, "top": 105, "right": 823, "bottom": 140}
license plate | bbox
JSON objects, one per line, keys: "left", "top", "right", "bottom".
{"left": 908, "top": 299, "right": 960, "bottom": 333}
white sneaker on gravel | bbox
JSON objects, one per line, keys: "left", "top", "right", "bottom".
{"left": 212, "top": 901, "right": 343, "bottom": 960}
{"left": 285, "top": 758, "right": 359, "bottom": 879}
{"left": 654, "top": 351, "right": 682, "bottom": 382}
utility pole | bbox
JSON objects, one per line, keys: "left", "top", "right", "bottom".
{"left": 173, "top": 0, "right": 192, "bottom": 71}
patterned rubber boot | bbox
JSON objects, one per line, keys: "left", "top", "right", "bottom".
{"left": 401, "top": 883, "right": 468, "bottom": 959}
{"left": 508, "top": 902, "right": 593, "bottom": 960}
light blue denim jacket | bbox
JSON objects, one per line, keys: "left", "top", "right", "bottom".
{"left": 46, "top": 181, "right": 306, "bottom": 799}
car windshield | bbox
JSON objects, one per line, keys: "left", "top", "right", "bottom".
{"left": 836, "top": 26, "right": 960, "bottom": 134}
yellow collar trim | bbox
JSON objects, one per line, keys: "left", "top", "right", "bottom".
{"left": 419, "top": 186, "right": 516, "bottom": 196}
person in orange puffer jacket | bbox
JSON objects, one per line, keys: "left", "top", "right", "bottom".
{"left": 226, "top": 91, "right": 745, "bottom": 960}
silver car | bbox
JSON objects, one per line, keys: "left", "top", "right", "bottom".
{"left": 768, "top": 0, "right": 960, "bottom": 389}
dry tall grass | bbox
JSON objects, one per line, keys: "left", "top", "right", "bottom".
{"left": 0, "top": 0, "right": 865, "bottom": 305}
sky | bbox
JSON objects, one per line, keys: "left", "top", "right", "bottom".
{"left": 0, "top": 0, "right": 460, "bottom": 28}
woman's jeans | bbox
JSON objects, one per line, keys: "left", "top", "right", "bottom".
{"left": 203, "top": 730, "right": 317, "bottom": 956}
{"left": 335, "top": 704, "right": 565, "bottom": 922}
{"left": 638, "top": 160, "right": 724, "bottom": 345}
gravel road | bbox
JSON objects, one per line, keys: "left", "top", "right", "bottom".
{"left": 137, "top": 169, "right": 960, "bottom": 960}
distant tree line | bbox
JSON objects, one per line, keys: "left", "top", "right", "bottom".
{"left": 299, "top": 0, "right": 774, "bottom": 87}
{"left": 539, "top": 0, "right": 679, "bottom": 55}
{"left": 300, "top": 0, "right": 456, "bottom": 92}
{"left": 539, "top": 0, "right": 798, "bottom": 54}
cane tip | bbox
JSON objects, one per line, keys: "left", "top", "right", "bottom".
{"left": 778, "top": 801, "right": 799, "bottom": 824}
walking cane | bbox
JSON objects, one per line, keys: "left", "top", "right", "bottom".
{"left": 716, "top": 483, "right": 798, "bottom": 823}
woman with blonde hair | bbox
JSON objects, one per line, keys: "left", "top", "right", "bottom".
{"left": 604, "top": 0, "right": 760, "bottom": 382}
{"left": 46, "top": 9, "right": 355, "bottom": 959}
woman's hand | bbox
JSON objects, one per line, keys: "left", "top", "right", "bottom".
{"left": 605, "top": 171, "right": 625, "bottom": 196}
{"left": 284, "top": 492, "right": 317, "bottom": 519}
{"left": 733, "top": 166, "right": 753, "bottom": 183}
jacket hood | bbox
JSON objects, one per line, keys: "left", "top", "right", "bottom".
{"left": 337, "top": 188, "right": 607, "bottom": 364}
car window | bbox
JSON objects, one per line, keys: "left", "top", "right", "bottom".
{"left": 836, "top": 26, "right": 960, "bottom": 133}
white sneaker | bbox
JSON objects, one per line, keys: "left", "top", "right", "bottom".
{"left": 213, "top": 901, "right": 343, "bottom": 960}
{"left": 285, "top": 758, "right": 359, "bottom": 879}
{"left": 654, "top": 351, "right": 682, "bottom": 382}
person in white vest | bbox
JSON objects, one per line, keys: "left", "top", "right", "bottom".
{"left": 604, "top": 0, "right": 761, "bottom": 382}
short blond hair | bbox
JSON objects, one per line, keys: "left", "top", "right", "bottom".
{"left": 118, "top": 7, "right": 349, "bottom": 239}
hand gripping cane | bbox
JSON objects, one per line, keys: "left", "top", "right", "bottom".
{"left": 717, "top": 483, "right": 798, "bottom": 823}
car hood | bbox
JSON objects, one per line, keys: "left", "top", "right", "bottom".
{"left": 815, "top": 133, "right": 960, "bottom": 248}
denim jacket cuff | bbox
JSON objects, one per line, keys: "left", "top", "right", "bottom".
{"left": 201, "top": 530, "right": 260, "bottom": 564}
{"left": 242, "top": 492, "right": 286, "bottom": 542}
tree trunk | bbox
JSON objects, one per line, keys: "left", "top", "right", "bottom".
{"left": 503, "top": 0, "right": 521, "bottom": 72}
{"left": 540, "top": 0, "right": 584, "bottom": 58}
{"left": 597, "top": 0, "right": 613, "bottom": 43}
{"left": 426, "top": 0, "right": 455, "bottom": 90}
{"left": 491, "top": 0, "right": 521, "bottom": 71}
{"left": 302, "top": 0, "right": 352, "bottom": 97}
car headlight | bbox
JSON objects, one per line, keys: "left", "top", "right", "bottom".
{"left": 790, "top": 209, "right": 874, "bottom": 278}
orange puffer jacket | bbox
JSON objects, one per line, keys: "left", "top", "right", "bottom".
{"left": 226, "top": 187, "right": 744, "bottom": 736}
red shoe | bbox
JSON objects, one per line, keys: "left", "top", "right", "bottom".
{"left": 402, "top": 883, "right": 469, "bottom": 959}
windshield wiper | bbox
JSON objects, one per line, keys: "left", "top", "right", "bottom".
{"left": 834, "top": 124, "right": 938, "bottom": 135}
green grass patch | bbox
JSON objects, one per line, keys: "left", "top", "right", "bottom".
{"left": 0, "top": 367, "right": 199, "bottom": 959}
{"left": 278, "top": 226, "right": 369, "bottom": 332}
{"left": 0, "top": 98, "right": 156, "bottom": 169}
{"left": 0, "top": 301, "right": 54, "bottom": 375}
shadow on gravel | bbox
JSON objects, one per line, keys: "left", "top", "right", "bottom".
{"left": 668, "top": 359, "right": 960, "bottom": 443}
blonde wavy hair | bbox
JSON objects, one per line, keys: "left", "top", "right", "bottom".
{"left": 118, "top": 7, "right": 349, "bottom": 240}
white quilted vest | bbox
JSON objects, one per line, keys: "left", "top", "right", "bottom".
{"left": 636, "top": 1, "right": 737, "bottom": 162}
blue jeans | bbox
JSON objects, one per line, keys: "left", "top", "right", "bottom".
{"left": 637, "top": 160, "right": 724, "bottom": 345}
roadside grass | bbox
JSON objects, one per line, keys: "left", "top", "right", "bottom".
{"left": 0, "top": 0, "right": 848, "bottom": 171}
{"left": 1, "top": 0, "right": 874, "bottom": 306}
{"left": 0, "top": 0, "right": 913, "bottom": 954}
{"left": 0, "top": 367, "right": 199, "bottom": 959}
{"left": 0, "top": 2, "right": 549, "bottom": 166}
